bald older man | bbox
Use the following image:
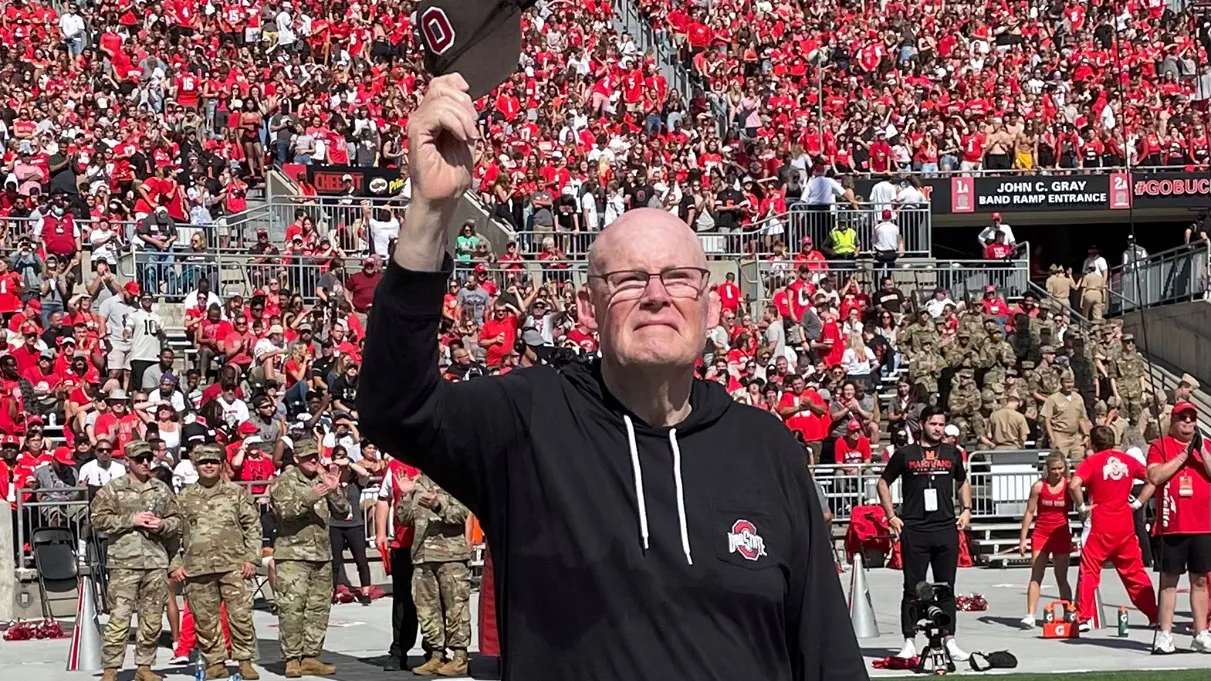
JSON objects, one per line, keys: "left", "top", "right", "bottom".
{"left": 359, "top": 75, "right": 864, "bottom": 681}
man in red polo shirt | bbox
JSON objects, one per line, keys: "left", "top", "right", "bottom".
{"left": 1070, "top": 426, "right": 1158, "bottom": 631}
{"left": 375, "top": 456, "right": 420, "bottom": 671}
{"left": 346, "top": 257, "right": 383, "bottom": 314}
{"left": 1146, "top": 401, "right": 1211, "bottom": 654}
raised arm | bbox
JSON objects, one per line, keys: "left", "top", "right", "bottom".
{"left": 359, "top": 75, "right": 527, "bottom": 518}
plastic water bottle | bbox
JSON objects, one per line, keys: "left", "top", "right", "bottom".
{"left": 194, "top": 658, "right": 205, "bottom": 681}
{"left": 229, "top": 673, "right": 242, "bottom": 681}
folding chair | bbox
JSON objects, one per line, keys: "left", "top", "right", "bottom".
{"left": 251, "top": 556, "right": 278, "bottom": 615}
{"left": 31, "top": 527, "right": 79, "bottom": 620}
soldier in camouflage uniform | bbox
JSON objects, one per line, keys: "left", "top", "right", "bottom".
{"left": 981, "top": 327, "right": 1015, "bottom": 388}
{"left": 1010, "top": 312, "right": 1037, "bottom": 362}
{"left": 909, "top": 337, "right": 943, "bottom": 405}
{"left": 959, "top": 306, "right": 985, "bottom": 340}
{"left": 397, "top": 474, "right": 473, "bottom": 676}
{"left": 91, "top": 441, "right": 181, "bottom": 681}
{"left": 971, "top": 389, "right": 999, "bottom": 449}
{"left": 904, "top": 310, "right": 935, "bottom": 358}
{"left": 1113, "top": 333, "right": 1148, "bottom": 422}
{"left": 269, "top": 439, "right": 350, "bottom": 678}
{"left": 172, "top": 445, "right": 263, "bottom": 680}
{"left": 1068, "top": 336, "right": 1099, "bottom": 416}
{"left": 947, "top": 369, "right": 980, "bottom": 442}
{"left": 944, "top": 330, "right": 980, "bottom": 375}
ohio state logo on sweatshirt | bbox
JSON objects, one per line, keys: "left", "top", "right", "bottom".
{"left": 728, "top": 519, "right": 767, "bottom": 561}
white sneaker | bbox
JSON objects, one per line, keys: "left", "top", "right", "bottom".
{"left": 945, "top": 638, "right": 970, "bottom": 662}
{"left": 168, "top": 655, "right": 189, "bottom": 665}
{"left": 1193, "top": 630, "right": 1211, "bottom": 653}
{"left": 1078, "top": 621, "right": 1092, "bottom": 633}
{"left": 1153, "top": 630, "right": 1177, "bottom": 655}
{"left": 896, "top": 638, "right": 917, "bottom": 659}
{"left": 1019, "top": 615, "right": 1036, "bottom": 630}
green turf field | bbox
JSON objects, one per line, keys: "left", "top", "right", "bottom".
{"left": 981, "top": 672, "right": 1207, "bottom": 681}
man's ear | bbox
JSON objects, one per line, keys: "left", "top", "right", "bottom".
{"left": 576, "top": 286, "right": 598, "bottom": 332}
{"left": 707, "top": 288, "right": 721, "bottom": 329}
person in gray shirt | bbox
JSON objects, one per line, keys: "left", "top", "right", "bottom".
{"left": 762, "top": 304, "right": 786, "bottom": 360}
{"left": 456, "top": 274, "right": 491, "bottom": 325}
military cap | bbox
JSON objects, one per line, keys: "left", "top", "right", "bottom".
{"left": 1109, "top": 319, "right": 1123, "bottom": 327}
{"left": 1122, "top": 333, "right": 1135, "bottom": 342}
{"left": 1039, "top": 344, "right": 1055, "bottom": 354}
{"left": 1060, "top": 369, "right": 1076, "bottom": 381}
{"left": 124, "top": 440, "right": 152, "bottom": 459}
{"left": 990, "top": 327, "right": 1004, "bottom": 335}
{"left": 959, "top": 369, "right": 974, "bottom": 378}
{"left": 1021, "top": 360, "right": 1036, "bottom": 369}
{"left": 1094, "top": 400, "right": 1108, "bottom": 414}
{"left": 194, "top": 444, "right": 225, "bottom": 464}
{"left": 981, "top": 389, "right": 997, "bottom": 403}
{"left": 1006, "top": 368, "right": 1018, "bottom": 377}
{"left": 294, "top": 438, "right": 320, "bottom": 458}
{"left": 922, "top": 337, "right": 935, "bottom": 344}
{"left": 1106, "top": 396, "right": 1120, "bottom": 408}
{"left": 957, "top": 330, "right": 971, "bottom": 338}
{"left": 1071, "top": 334, "right": 1085, "bottom": 343}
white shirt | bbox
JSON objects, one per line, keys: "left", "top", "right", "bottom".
{"left": 183, "top": 290, "right": 222, "bottom": 310}
{"left": 125, "top": 309, "right": 164, "bottom": 361}
{"left": 368, "top": 215, "right": 400, "bottom": 256}
{"left": 580, "top": 192, "right": 599, "bottom": 231}
{"left": 172, "top": 460, "right": 198, "bottom": 491}
{"left": 872, "top": 221, "right": 901, "bottom": 252}
{"left": 925, "top": 296, "right": 956, "bottom": 318}
{"left": 79, "top": 460, "right": 127, "bottom": 487}
{"left": 60, "top": 13, "right": 85, "bottom": 39}
{"left": 868, "top": 180, "right": 898, "bottom": 214}
{"left": 1082, "top": 255, "right": 1109, "bottom": 276}
{"left": 841, "top": 347, "right": 875, "bottom": 376}
{"left": 322, "top": 431, "right": 362, "bottom": 461}
{"left": 896, "top": 186, "right": 928, "bottom": 207}
{"left": 216, "top": 396, "right": 249, "bottom": 428}
{"left": 804, "top": 175, "right": 844, "bottom": 205}
{"left": 978, "top": 223, "right": 1016, "bottom": 246}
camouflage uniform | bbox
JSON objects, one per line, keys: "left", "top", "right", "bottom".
{"left": 904, "top": 315, "right": 935, "bottom": 358}
{"left": 1069, "top": 338, "right": 1099, "bottom": 415}
{"left": 970, "top": 389, "right": 999, "bottom": 448}
{"left": 1114, "top": 336, "right": 1148, "bottom": 421}
{"left": 269, "top": 440, "right": 351, "bottom": 665}
{"left": 90, "top": 441, "right": 181, "bottom": 673}
{"left": 397, "top": 475, "right": 472, "bottom": 664}
{"left": 947, "top": 370, "right": 979, "bottom": 442}
{"left": 173, "top": 444, "right": 263, "bottom": 670}
{"left": 978, "top": 329, "right": 1013, "bottom": 387}
{"left": 910, "top": 340, "right": 943, "bottom": 404}
{"left": 943, "top": 332, "right": 980, "bottom": 388}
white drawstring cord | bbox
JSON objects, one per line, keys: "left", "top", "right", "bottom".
{"left": 623, "top": 415, "right": 650, "bottom": 552}
{"left": 669, "top": 428, "right": 693, "bottom": 566}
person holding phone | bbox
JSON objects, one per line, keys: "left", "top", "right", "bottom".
{"left": 1146, "top": 401, "right": 1211, "bottom": 654}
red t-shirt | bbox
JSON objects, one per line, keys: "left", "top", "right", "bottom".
{"left": 1076, "top": 448, "right": 1145, "bottom": 533}
{"left": 232, "top": 452, "right": 276, "bottom": 495}
{"left": 716, "top": 282, "right": 741, "bottom": 313}
{"left": 1147, "top": 436, "right": 1211, "bottom": 535}
{"left": 387, "top": 459, "right": 421, "bottom": 549}
{"left": 0, "top": 272, "right": 22, "bottom": 313}
{"left": 480, "top": 315, "right": 517, "bottom": 367}
{"left": 834, "top": 434, "right": 872, "bottom": 464}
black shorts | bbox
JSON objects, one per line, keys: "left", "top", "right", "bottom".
{"left": 1156, "top": 533, "right": 1211, "bottom": 575}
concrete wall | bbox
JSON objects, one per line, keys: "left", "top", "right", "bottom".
{"left": 1122, "top": 300, "right": 1211, "bottom": 389}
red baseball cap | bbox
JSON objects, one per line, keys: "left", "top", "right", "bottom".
{"left": 124, "top": 281, "right": 140, "bottom": 295}
{"left": 847, "top": 419, "right": 862, "bottom": 432}
{"left": 237, "top": 421, "right": 260, "bottom": 435}
{"left": 1173, "top": 401, "right": 1198, "bottom": 416}
{"left": 474, "top": 263, "right": 488, "bottom": 274}
{"left": 53, "top": 446, "right": 74, "bottom": 466}
{"left": 991, "top": 212, "right": 1002, "bottom": 220}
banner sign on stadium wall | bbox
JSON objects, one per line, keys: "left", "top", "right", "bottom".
{"left": 857, "top": 171, "right": 1209, "bottom": 215}
{"left": 282, "top": 164, "right": 405, "bottom": 196}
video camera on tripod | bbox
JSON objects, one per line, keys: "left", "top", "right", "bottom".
{"left": 913, "top": 581, "right": 955, "bottom": 673}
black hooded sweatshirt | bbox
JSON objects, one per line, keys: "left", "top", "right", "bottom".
{"left": 359, "top": 257, "right": 866, "bottom": 681}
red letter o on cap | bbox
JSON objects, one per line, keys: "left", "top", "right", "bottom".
{"left": 420, "top": 7, "right": 455, "bottom": 55}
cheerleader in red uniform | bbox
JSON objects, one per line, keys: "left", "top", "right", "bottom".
{"left": 1017, "top": 453, "right": 1074, "bottom": 628}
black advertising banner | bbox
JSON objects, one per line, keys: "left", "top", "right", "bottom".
{"left": 289, "top": 164, "right": 405, "bottom": 196}
{"left": 1131, "top": 173, "right": 1211, "bottom": 210}
{"left": 856, "top": 170, "right": 1204, "bottom": 215}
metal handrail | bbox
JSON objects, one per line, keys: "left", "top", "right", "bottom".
{"left": 1108, "top": 240, "right": 1211, "bottom": 313}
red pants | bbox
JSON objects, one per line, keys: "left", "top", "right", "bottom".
{"left": 1076, "top": 528, "right": 1158, "bottom": 625}
{"left": 175, "top": 600, "right": 232, "bottom": 658}
{"left": 479, "top": 549, "right": 499, "bottom": 657}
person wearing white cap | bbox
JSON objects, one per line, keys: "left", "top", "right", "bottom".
{"left": 253, "top": 325, "right": 288, "bottom": 384}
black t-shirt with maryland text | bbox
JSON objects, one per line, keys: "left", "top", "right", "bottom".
{"left": 880, "top": 442, "right": 966, "bottom": 530}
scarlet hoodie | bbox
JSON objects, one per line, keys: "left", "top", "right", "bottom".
{"left": 360, "top": 257, "right": 865, "bottom": 681}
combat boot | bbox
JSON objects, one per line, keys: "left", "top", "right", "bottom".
{"left": 238, "top": 661, "right": 261, "bottom": 680}
{"left": 135, "top": 666, "right": 162, "bottom": 681}
{"left": 101, "top": 669, "right": 118, "bottom": 681}
{"left": 203, "top": 663, "right": 228, "bottom": 680}
{"left": 435, "top": 651, "right": 469, "bottom": 677}
{"left": 284, "top": 659, "right": 303, "bottom": 678}
{"left": 411, "top": 652, "right": 446, "bottom": 675}
{"left": 300, "top": 657, "right": 336, "bottom": 676}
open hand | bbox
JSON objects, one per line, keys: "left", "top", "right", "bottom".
{"left": 408, "top": 74, "right": 477, "bottom": 204}
{"left": 241, "top": 561, "right": 257, "bottom": 580}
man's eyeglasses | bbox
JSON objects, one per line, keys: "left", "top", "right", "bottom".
{"left": 588, "top": 267, "right": 710, "bottom": 301}
{"left": 96, "top": 448, "right": 113, "bottom": 453}
{"left": 131, "top": 454, "right": 154, "bottom": 464}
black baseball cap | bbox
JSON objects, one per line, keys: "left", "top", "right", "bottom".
{"left": 416, "top": 0, "right": 537, "bottom": 99}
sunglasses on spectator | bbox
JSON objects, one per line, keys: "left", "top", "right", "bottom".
{"left": 96, "top": 447, "right": 113, "bottom": 453}
{"left": 131, "top": 454, "right": 154, "bottom": 464}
